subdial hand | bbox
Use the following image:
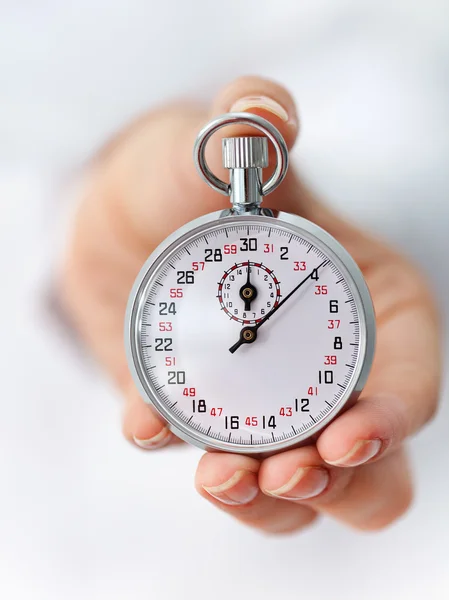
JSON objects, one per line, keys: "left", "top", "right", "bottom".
{"left": 239, "top": 261, "right": 258, "bottom": 311}
{"left": 229, "top": 260, "right": 329, "bottom": 354}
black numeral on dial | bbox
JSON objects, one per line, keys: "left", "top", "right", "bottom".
{"left": 205, "top": 248, "right": 223, "bottom": 262}
{"left": 329, "top": 300, "right": 339, "bottom": 313}
{"left": 295, "top": 398, "right": 310, "bottom": 412}
{"left": 192, "top": 399, "right": 206, "bottom": 413}
{"left": 334, "top": 336, "right": 343, "bottom": 350}
{"left": 225, "top": 416, "right": 240, "bottom": 429}
{"left": 154, "top": 338, "right": 173, "bottom": 351}
{"left": 158, "top": 302, "right": 176, "bottom": 315}
{"left": 168, "top": 371, "right": 186, "bottom": 384}
{"left": 240, "top": 238, "right": 257, "bottom": 251}
{"left": 262, "top": 415, "right": 277, "bottom": 429}
{"left": 177, "top": 271, "right": 195, "bottom": 284}
{"left": 318, "top": 370, "right": 334, "bottom": 384}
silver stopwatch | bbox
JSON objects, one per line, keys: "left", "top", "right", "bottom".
{"left": 125, "top": 113, "right": 375, "bottom": 455}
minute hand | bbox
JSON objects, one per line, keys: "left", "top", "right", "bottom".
{"left": 229, "top": 259, "right": 328, "bottom": 354}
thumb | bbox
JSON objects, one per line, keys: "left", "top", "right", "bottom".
{"left": 96, "top": 75, "right": 300, "bottom": 259}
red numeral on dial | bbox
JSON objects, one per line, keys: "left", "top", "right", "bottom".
{"left": 183, "top": 387, "right": 196, "bottom": 397}
{"left": 223, "top": 244, "right": 237, "bottom": 254}
{"left": 245, "top": 416, "right": 258, "bottom": 427}
{"left": 192, "top": 261, "right": 205, "bottom": 271}
{"left": 315, "top": 285, "right": 328, "bottom": 295}
{"left": 210, "top": 408, "right": 223, "bottom": 417}
{"left": 324, "top": 355, "right": 337, "bottom": 365}
{"left": 294, "top": 261, "right": 306, "bottom": 271}
{"left": 328, "top": 319, "right": 341, "bottom": 329}
{"left": 169, "top": 288, "right": 183, "bottom": 298}
{"left": 158, "top": 322, "right": 172, "bottom": 331}
{"left": 279, "top": 407, "right": 293, "bottom": 417}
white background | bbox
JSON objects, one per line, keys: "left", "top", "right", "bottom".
{"left": 1, "top": 1, "right": 449, "bottom": 599}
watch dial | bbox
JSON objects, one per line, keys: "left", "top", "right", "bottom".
{"left": 133, "top": 220, "right": 364, "bottom": 449}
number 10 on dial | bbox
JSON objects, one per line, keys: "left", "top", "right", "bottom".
{"left": 125, "top": 114, "right": 375, "bottom": 455}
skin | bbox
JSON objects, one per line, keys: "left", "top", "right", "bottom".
{"left": 60, "top": 76, "right": 441, "bottom": 534}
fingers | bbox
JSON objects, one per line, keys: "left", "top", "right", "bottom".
{"left": 122, "top": 381, "right": 173, "bottom": 450}
{"left": 259, "top": 445, "right": 413, "bottom": 531}
{"left": 317, "top": 260, "right": 440, "bottom": 468}
{"left": 259, "top": 445, "right": 353, "bottom": 503}
{"left": 196, "top": 452, "right": 317, "bottom": 534}
{"left": 321, "top": 447, "right": 413, "bottom": 531}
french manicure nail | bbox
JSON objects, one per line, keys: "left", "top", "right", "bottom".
{"left": 203, "top": 470, "right": 259, "bottom": 506}
{"left": 133, "top": 427, "right": 172, "bottom": 450}
{"left": 266, "top": 467, "right": 329, "bottom": 500}
{"left": 230, "top": 95, "right": 290, "bottom": 123}
{"left": 326, "top": 439, "right": 382, "bottom": 467}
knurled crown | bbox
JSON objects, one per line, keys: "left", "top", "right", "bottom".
{"left": 222, "top": 136, "right": 269, "bottom": 169}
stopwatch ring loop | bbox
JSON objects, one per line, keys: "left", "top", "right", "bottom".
{"left": 193, "top": 112, "right": 289, "bottom": 197}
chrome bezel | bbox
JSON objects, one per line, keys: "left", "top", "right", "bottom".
{"left": 125, "top": 210, "right": 376, "bottom": 456}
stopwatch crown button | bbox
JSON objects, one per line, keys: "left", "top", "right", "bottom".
{"left": 222, "top": 137, "right": 269, "bottom": 170}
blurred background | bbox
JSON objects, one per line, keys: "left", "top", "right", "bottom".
{"left": 1, "top": 1, "right": 448, "bottom": 598}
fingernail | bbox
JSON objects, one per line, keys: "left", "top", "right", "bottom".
{"left": 230, "top": 95, "right": 290, "bottom": 123}
{"left": 203, "top": 470, "right": 259, "bottom": 506}
{"left": 326, "top": 439, "right": 382, "bottom": 467}
{"left": 133, "top": 427, "right": 172, "bottom": 450}
{"left": 266, "top": 467, "right": 329, "bottom": 500}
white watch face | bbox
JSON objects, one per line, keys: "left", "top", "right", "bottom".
{"left": 127, "top": 215, "right": 373, "bottom": 453}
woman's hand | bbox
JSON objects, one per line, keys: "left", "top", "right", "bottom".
{"left": 61, "top": 76, "right": 441, "bottom": 534}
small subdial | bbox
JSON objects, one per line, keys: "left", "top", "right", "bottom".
{"left": 217, "top": 261, "right": 281, "bottom": 324}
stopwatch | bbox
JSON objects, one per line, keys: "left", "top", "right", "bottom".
{"left": 125, "top": 113, "right": 375, "bottom": 455}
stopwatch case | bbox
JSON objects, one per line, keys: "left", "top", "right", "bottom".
{"left": 125, "top": 208, "right": 376, "bottom": 457}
